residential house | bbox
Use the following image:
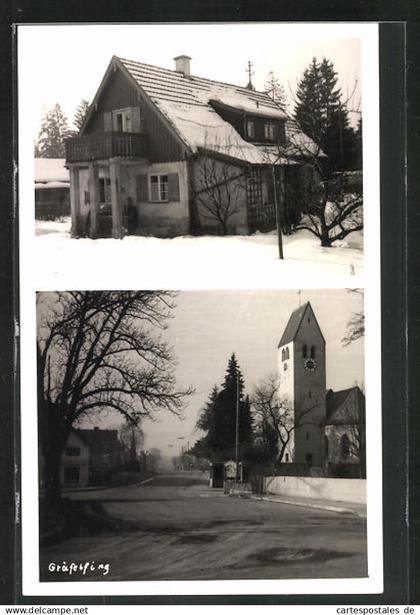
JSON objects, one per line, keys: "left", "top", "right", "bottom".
{"left": 35, "top": 158, "right": 70, "bottom": 219}
{"left": 57, "top": 427, "right": 122, "bottom": 487}
{"left": 65, "top": 54, "right": 320, "bottom": 239}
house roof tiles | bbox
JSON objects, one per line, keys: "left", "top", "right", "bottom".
{"left": 325, "top": 387, "right": 365, "bottom": 425}
{"left": 115, "top": 56, "right": 319, "bottom": 165}
{"left": 76, "top": 428, "right": 121, "bottom": 455}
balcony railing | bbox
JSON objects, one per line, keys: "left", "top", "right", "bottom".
{"left": 65, "top": 132, "right": 149, "bottom": 163}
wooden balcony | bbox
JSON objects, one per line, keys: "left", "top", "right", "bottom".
{"left": 65, "top": 132, "right": 149, "bottom": 163}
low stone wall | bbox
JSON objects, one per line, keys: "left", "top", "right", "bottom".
{"left": 264, "top": 475, "right": 366, "bottom": 504}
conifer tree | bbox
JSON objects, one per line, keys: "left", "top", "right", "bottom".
{"left": 74, "top": 99, "right": 90, "bottom": 132}
{"left": 34, "top": 103, "right": 72, "bottom": 158}
{"left": 191, "top": 354, "right": 253, "bottom": 460}
{"left": 294, "top": 57, "right": 357, "bottom": 173}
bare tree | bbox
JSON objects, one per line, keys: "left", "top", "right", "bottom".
{"left": 268, "top": 58, "right": 364, "bottom": 247}
{"left": 290, "top": 160, "right": 363, "bottom": 247}
{"left": 342, "top": 289, "right": 364, "bottom": 346}
{"left": 37, "top": 290, "right": 193, "bottom": 502}
{"left": 119, "top": 420, "right": 145, "bottom": 468}
{"left": 193, "top": 154, "right": 246, "bottom": 235}
{"left": 264, "top": 71, "right": 287, "bottom": 111}
{"left": 251, "top": 374, "right": 318, "bottom": 463}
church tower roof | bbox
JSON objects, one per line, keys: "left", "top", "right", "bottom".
{"left": 277, "top": 301, "right": 325, "bottom": 347}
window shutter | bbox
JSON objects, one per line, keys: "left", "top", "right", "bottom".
{"left": 136, "top": 174, "right": 149, "bottom": 202}
{"left": 103, "top": 112, "right": 112, "bottom": 132}
{"left": 131, "top": 106, "right": 141, "bottom": 133}
{"left": 168, "top": 173, "right": 180, "bottom": 201}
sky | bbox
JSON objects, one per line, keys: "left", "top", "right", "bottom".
{"left": 19, "top": 23, "right": 363, "bottom": 136}
{"left": 93, "top": 289, "right": 365, "bottom": 456}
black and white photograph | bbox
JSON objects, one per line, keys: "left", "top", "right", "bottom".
{"left": 35, "top": 289, "right": 368, "bottom": 584}
{"left": 17, "top": 22, "right": 381, "bottom": 598}
{"left": 19, "top": 23, "right": 375, "bottom": 286}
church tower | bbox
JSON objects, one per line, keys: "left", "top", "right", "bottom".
{"left": 277, "top": 302, "right": 326, "bottom": 466}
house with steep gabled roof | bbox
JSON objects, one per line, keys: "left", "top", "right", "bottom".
{"left": 65, "top": 54, "right": 320, "bottom": 239}
{"left": 277, "top": 302, "right": 365, "bottom": 476}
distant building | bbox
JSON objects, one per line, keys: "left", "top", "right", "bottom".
{"left": 35, "top": 158, "right": 70, "bottom": 220}
{"left": 277, "top": 301, "right": 365, "bottom": 476}
{"left": 59, "top": 427, "right": 122, "bottom": 487}
{"left": 60, "top": 430, "right": 89, "bottom": 487}
{"left": 325, "top": 387, "right": 366, "bottom": 477}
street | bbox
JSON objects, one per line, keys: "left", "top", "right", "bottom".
{"left": 40, "top": 471, "right": 367, "bottom": 581}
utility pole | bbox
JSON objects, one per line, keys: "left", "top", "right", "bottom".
{"left": 272, "top": 165, "right": 284, "bottom": 259}
{"left": 235, "top": 374, "right": 240, "bottom": 482}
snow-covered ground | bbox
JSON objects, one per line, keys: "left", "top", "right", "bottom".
{"left": 33, "top": 217, "right": 364, "bottom": 289}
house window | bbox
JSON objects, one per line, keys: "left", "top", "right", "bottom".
{"left": 247, "top": 121, "right": 255, "bottom": 138}
{"left": 112, "top": 108, "right": 132, "bottom": 132}
{"left": 99, "top": 178, "right": 111, "bottom": 203}
{"left": 149, "top": 174, "right": 169, "bottom": 202}
{"left": 264, "top": 123, "right": 275, "bottom": 140}
{"left": 65, "top": 447, "right": 80, "bottom": 457}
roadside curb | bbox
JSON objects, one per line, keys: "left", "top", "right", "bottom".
{"left": 61, "top": 474, "right": 156, "bottom": 495}
{"left": 246, "top": 494, "right": 367, "bottom": 517}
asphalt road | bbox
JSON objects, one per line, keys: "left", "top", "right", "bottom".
{"left": 40, "top": 470, "right": 367, "bottom": 582}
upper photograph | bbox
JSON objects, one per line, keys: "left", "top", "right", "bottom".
{"left": 20, "top": 23, "right": 378, "bottom": 284}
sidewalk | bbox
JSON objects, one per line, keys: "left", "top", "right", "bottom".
{"left": 231, "top": 491, "right": 367, "bottom": 517}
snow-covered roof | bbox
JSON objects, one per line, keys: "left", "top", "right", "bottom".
{"left": 35, "top": 158, "right": 69, "bottom": 183}
{"left": 116, "top": 56, "right": 319, "bottom": 165}
{"left": 35, "top": 181, "right": 69, "bottom": 189}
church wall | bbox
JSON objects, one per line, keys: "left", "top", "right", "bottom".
{"left": 264, "top": 475, "right": 366, "bottom": 504}
{"left": 277, "top": 342, "right": 295, "bottom": 462}
{"left": 293, "top": 310, "right": 326, "bottom": 466}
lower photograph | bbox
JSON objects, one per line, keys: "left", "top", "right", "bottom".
{"left": 36, "top": 288, "right": 368, "bottom": 583}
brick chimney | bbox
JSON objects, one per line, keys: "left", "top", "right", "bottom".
{"left": 174, "top": 55, "right": 192, "bottom": 77}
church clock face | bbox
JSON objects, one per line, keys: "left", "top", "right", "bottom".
{"left": 304, "top": 358, "right": 317, "bottom": 371}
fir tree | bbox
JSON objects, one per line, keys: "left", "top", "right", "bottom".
{"left": 74, "top": 99, "right": 90, "bottom": 132}
{"left": 264, "top": 71, "right": 287, "bottom": 110}
{"left": 34, "top": 103, "right": 72, "bottom": 158}
{"left": 191, "top": 354, "right": 253, "bottom": 460}
{"left": 294, "top": 57, "right": 357, "bottom": 173}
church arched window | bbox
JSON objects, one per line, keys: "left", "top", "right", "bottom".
{"left": 281, "top": 349, "right": 285, "bottom": 361}
{"left": 340, "top": 434, "right": 350, "bottom": 459}
{"left": 310, "top": 345, "right": 316, "bottom": 359}
{"left": 285, "top": 347, "right": 289, "bottom": 360}
{"left": 302, "top": 344, "right": 307, "bottom": 359}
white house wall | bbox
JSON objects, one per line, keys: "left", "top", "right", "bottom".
{"left": 132, "top": 160, "right": 190, "bottom": 237}
{"left": 59, "top": 431, "right": 89, "bottom": 487}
